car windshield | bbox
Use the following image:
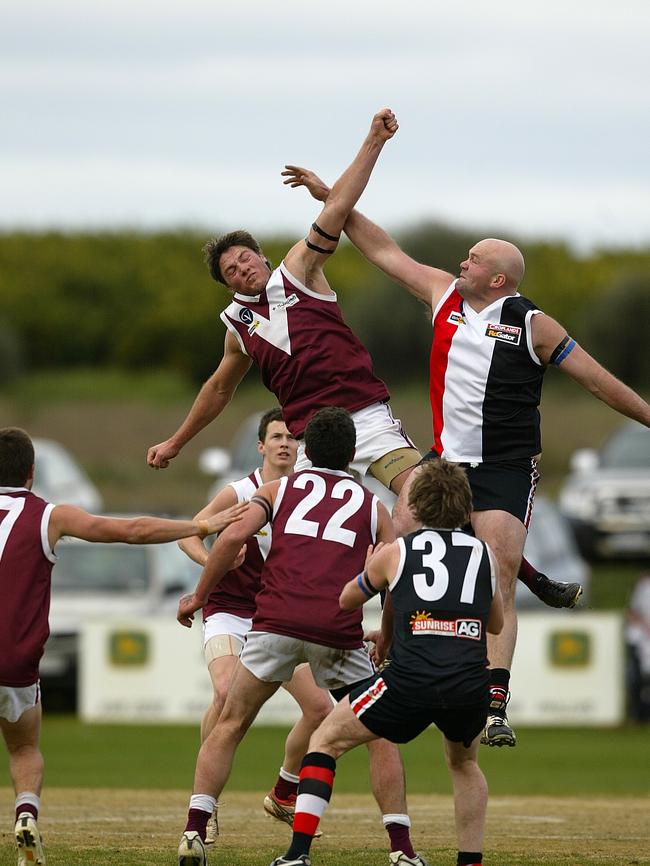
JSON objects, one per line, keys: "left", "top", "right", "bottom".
{"left": 52, "top": 544, "right": 149, "bottom": 593}
{"left": 601, "top": 426, "right": 650, "bottom": 469}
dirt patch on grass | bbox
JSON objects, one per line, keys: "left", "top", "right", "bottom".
{"left": 1, "top": 788, "right": 648, "bottom": 864}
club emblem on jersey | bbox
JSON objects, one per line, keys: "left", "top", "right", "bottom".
{"left": 410, "top": 612, "right": 482, "bottom": 640}
{"left": 239, "top": 307, "right": 254, "bottom": 325}
{"left": 271, "top": 293, "right": 299, "bottom": 313}
{"left": 447, "top": 310, "right": 465, "bottom": 326}
{"left": 485, "top": 323, "right": 521, "bottom": 345}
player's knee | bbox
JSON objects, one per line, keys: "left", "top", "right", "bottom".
{"left": 303, "top": 695, "right": 333, "bottom": 728}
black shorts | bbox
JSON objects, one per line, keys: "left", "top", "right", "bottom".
{"left": 421, "top": 451, "right": 539, "bottom": 528}
{"left": 348, "top": 672, "right": 488, "bottom": 749}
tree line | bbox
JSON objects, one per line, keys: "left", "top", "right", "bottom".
{"left": 1, "top": 225, "right": 649, "bottom": 388}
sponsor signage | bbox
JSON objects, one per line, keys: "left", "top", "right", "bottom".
{"left": 485, "top": 323, "right": 522, "bottom": 344}
{"left": 80, "top": 612, "right": 624, "bottom": 725}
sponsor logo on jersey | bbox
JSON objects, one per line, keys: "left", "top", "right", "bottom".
{"left": 447, "top": 310, "right": 465, "bottom": 326}
{"left": 410, "top": 611, "right": 482, "bottom": 640}
{"left": 247, "top": 319, "right": 261, "bottom": 336}
{"left": 239, "top": 307, "right": 254, "bottom": 325}
{"left": 271, "top": 292, "right": 299, "bottom": 313}
{"left": 485, "top": 323, "right": 521, "bottom": 345}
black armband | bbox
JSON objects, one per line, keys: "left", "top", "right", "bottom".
{"left": 305, "top": 238, "right": 335, "bottom": 255}
{"left": 549, "top": 334, "right": 577, "bottom": 366}
{"left": 250, "top": 495, "right": 273, "bottom": 524}
{"left": 356, "top": 570, "right": 379, "bottom": 598}
{"left": 311, "top": 222, "right": 340, "bottom": 243}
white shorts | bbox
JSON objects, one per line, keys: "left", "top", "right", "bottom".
{"left": 239, "top": 631, "right": 375, "bottom": 691}
{"left": 0, "top": 682, "right": 40, "bottom": 724}
{"left": 295, "top": 401, "right": 418, "bottom": 482}
{"left": 203, "top": 612, "right": 252, "bottom": 664}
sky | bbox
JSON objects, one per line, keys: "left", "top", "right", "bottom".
{"left": 2, "top": 0, "right": 649, "bottom": 251}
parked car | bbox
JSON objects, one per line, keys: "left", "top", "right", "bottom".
{"left": 40, "top": 530, "right": 202, "bottom": 709}
{"left": 200, "top": 414, "right": 589, "bottom": 609}
{"left": 558, "top": 422, "right": 650, "bottom": 559}
{"left": 32, "top": 437, "right": 103, "bottom": 511}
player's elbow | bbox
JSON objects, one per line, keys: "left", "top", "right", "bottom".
{"left": 487, "top": 614, "right": 504, "bottom": 635}
{"left": 339, "top": 589, "right": 361, "bottom": 610}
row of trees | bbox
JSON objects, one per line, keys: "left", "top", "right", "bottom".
{"left": 1, "top": 225, "right": 649, "bottom": 388}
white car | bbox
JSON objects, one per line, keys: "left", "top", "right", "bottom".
{"left": 32, "top": 437, "right": 103, "bottom": 511}
{"left": 559, "top": 421, "right": 650, "bottom": 559}
{"left": 41, "top": 532, "right": 202, "bottom": 709}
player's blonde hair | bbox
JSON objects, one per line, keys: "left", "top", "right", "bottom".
{"left": 408, "top": 459, "right": 472, "bottom": 529}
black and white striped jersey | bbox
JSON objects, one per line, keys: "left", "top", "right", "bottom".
{"left": 429, "top": 280, "right": 546, "bottom": 463}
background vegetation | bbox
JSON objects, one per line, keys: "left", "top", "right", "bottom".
{"left": 1, "top": 225, "right": 649, "bottom": 608}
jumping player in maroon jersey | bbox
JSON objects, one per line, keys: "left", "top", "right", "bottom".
{"left": 175, "top": 408, "right": 427, "bottom": 866}
{"left": 270, "top": 459, "right": 504, "bottom": 866}
{"left": 147, "top": 108, "right": 422, "bottom": 500}
{"left": 0, "top": 427, "right": 245, "bottom": 866}
{"left": 283, "top": 165, "right": 650, "bottom": 748}
{"left": 178, "top": 408, "right": 332, "bottom": 843}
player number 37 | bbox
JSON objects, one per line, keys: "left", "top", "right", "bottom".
{"left": 412, "top": 531, "right": 484, "bottom": 605}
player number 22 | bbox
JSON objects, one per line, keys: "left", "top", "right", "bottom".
{"left": 284, "top": 474, "right": 365, "bottom": 547}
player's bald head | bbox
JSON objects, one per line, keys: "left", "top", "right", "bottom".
{"left": 476, "top": 238, "right": 525, "bottom": 290}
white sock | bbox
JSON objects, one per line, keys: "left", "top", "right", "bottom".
{"left": 382, "top": 813, "right": 411, "bottom": 827}
{"left": 16, "top": 793, "right": 40, "bottom": 817}
{"left": 279, "top": 766, "right": 300, "bottom": 783}
{"left": 189, "top": 794, "right": 216, "bottom": 814}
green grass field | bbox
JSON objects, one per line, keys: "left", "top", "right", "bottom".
{"left": 35, "top": 718, "right": 650, "bottom": 796}
{"left": 2, "top": 719, "right": 650, "bottom": 865}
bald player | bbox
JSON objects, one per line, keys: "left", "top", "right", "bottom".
{"left": 283, "top": 166, "right": 650, "bottom": 748}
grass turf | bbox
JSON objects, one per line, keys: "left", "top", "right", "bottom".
{"left": 35, "top": 718, "right": 650, "bottom": 796}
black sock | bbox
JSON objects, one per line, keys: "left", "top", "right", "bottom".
{"left": 458, "top": 852, "right": 482, "bottom": 865}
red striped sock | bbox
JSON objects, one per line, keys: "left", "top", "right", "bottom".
{"left": 285, "top": 752, "right": 336, "bottom": 860}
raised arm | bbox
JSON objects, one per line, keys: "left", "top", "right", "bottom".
{"left": 282, "top": 109, "right": 399, "bottom": 293}
{"left": 533, "top": 314, "right": 650, "bottom": 426}
{"left": 147, "top": 330, "right": 252, "bottom": 469}
{"left": 282, "top": 166, "right": 454, "bottom": 308}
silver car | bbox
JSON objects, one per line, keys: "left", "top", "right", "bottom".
{"left": 559, "top": 421, "right": 650, "bottom": 559}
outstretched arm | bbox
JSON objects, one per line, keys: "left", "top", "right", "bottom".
{"left": 533, "top": 314, "right": 650, "bottom": 426}
{"left": 282, "top": 166, "right": 454, "bottom": 308}
{"left": 282, "top": 109, "right": 399, "bottom": 294}
{"left": 48, "top": 504, "right": 236, "bottom": 550}
{"left": 147, "top": 330, "right": 252, "bottom": 469}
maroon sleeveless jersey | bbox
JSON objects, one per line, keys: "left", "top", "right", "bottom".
{"left": 252, "top": 468, "right": 378, "bottom": 649}
{"left": 0, "top": 489, "right": 56, "bottom": 687}
{"left": 203, "top": 470, "right": 270, "bottom": 620}
{"left": 220, "top": 262, "right": 390, "bottom": 437}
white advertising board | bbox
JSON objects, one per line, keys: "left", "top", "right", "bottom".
{"left": 79, "top": 611, "right": 624, "bottom": 726}
{"left": 508, "top": 612, "right": 624, "bottom": 725}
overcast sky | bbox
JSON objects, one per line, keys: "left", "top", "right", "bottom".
{"left": 3, "top": 0, "right": 649, "bottom": 250}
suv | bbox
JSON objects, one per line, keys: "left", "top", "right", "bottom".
{"left": 201, "top": 414, "right": 589, "bottom": 609}
{"left": 41, "top": 532, "right": 201, "bottom": 709}
{"left": 558, "top": 421, "right": 650, "bottom": 559}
